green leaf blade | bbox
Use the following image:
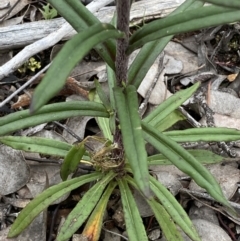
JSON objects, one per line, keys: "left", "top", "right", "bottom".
{"left": 127, "top": 0, "right": 204, "bottom": 87}
{"left": 143, "top": 82, "right": 200, "bottom": 127}
{"left": 148, "top": 149, "right": 224, "bottom": 166}
{"left": 148, "top": 199, "right": 185, "bottom": 241}
{"left": 128, "top": 6, "right": 240, "bottom": 52}
{"left": 60, "top": 142, "right": 86, "bottom": 181}
{"left": 57, "top": 172, "right": 115, "bottom": 241}
{"left": 203, "top": 0, "right": 240, "bottom": 9}
{"left": 142, "top": 122, "right": 235, "bottom": 213}
{"left": 118, "top": 178, "right": 148, "bottom": 241}
{"left": 149, "top": 176, "right": 201, "bottom": 241}
{"left": 31, "top": 23, "right": 123, "bottom": 112}
{"left": 0, "top": 101, "right": 109, "bottom": 136}
{"left": 48, "top": 0, "right": 116, "bottom": 69}
{"left": 165, "top": 127, "right": 240, "bottom": 142}
{"left": 8, "top": 172, "right": 102, "bottom": 238}
{"left": 81, "top": 181, "right": 117, "bottom": 241}
{"left": 114, "top": 86, "right": 150, "bottom": 197}
{"left": 0, "top": 136, "right": 72, "bottom": 157}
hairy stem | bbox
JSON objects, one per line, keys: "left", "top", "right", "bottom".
{"left": 115, "top": 0, "right": 130, "bottom": 86}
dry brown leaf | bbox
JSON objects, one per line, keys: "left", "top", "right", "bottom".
{"left": 227, "top": 73, "right": 238, "bottom": 82}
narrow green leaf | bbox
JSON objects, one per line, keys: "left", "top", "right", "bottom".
{"left": 93, "top": 89, "right": 113, "bottom": 141}
{"left": 57, "top": 171, "right": 116, "bottom": 241}
{"left": 81, "top": 181, "right": 117, "bottom": 241}
{"left": 148, "top": 149, "right": 224, "bottom": 165}
{"left": 0, "top": 101, "right": 109, "bottom": 136}
{"left": 149, "top": 176, "right": 201, "bottom": 241}
{"left": 148, "top": 199, "right": 185, "bottom": 241}
{"left": 142, "top": 122, "right": 235, "bottom": 213}
{"left": 203, "top": 0, "right": 240, "bottom": 9}
{"left": 48, "top": 0, "right": 116, "bottom": 69}
{"left": 154, "top": 110, "right": 186, "bottom": 132}
{"left": 165, "top": 127, "right": 240, "bottom": 142}
{"left": 114, "top": 85, "right": 150, "bottom": 197}
{"left": 31, "top": 23, "right": 123, "bottom": 112}
{"left": 127, "top": 0, "right": 204, "bottom": 87}
{"left": 0, "top": 136, "right": 71, "bottom": 157}
{"left": 143, "top": 82, "right": 200, "bottom": 127}
{"left": 8, "top": 172, "right": 102, "bottom": 238}
{"left": 118, "top": 178, "right": 148, "bottom": 241}
{"left": 60, "top": 142, "right": 86, "bottom": 181}
{"left": 106, "top": 64, "right": 117, "bottom": 135}
{"left": 128, "top": 6, "right": 240, "bottom": 53}
{"left": 94, "top": 80, "right": 111, "bottom": 111}
{"left": 126, "top": 175, "right": 200, "bottom": 241}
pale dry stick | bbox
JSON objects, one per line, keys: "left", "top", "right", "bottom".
{"left": 103, "top": 220, "right": 128, "bottom": 240}
{"left": 139, "top": 53, "right": 164, "bottom": 117}
{"left": 180, "top": 188, "right": 240, "bottom": 224}
{"left": 0, "top": 0, "right": 114, "bottom": 81}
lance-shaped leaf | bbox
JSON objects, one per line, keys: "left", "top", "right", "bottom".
{"left": 148, "top": 149, "right": 224, "bottom": 166}
{"left": 126, "top": 175, "right": 200, "bottom": 241}
{"left": 127, "top": 0, "right": 204, "bottom": 87}
{"left": 203, "top": 0, "right": 240, "bottom": 9}
{"left": 93, "top": 81, "right": 113, "bottom": 141}
{"left": 118, "top": 178, "right": 149, "bottom": 241}
{"left": 143, "top": 82, "right": 200, "bottom": 127}
{"left": 48, "top": 0, "right": 116, "bottom": 69}
{"left": 57, "top": 171, "right": 116, "bottom": 241}
{"left": 165, "top": 127, "right": 240, "bottom": 142}
{"left": 114, "top": 85, "right": 151, "bottom": 197}
{"left": 0, "top": 136, "right": 71, "bottom": 157}
{"left": 30, "top": 23, "right": 123, "bottom": 113}
{"left": 148, "top": 199, "right": 185, "bottom": 241}
{"left": 81, "top": 181, "right": 117, "bottom": 241}
{"left": 142, "top": 122, "right": 235, "bottom": 214}
{"left": 0, "top": 101, "right": 109, "bottom": 136}
{"left": 106, "top": 64, "right": 117, "bottom": 135}
{"left": 8, "top": 172, "right": 102, "bottom": 238}
{"left": 128, "top": 5, "right": 240, "bottom": 53}
{"left": 60, "top": 142, "right": 86, "bottom": 181}
{"left": 149, "top": 177, "right": 201, "bottom": 241}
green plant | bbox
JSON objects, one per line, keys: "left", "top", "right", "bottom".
{"left": 2, "top": 0, "right": 240, "bottom": 240}
{"left": 39, "top": 3, "right": 58, "bottom": 20}
{"left": 18, "top": 57, "right": 41, "bottom": 73}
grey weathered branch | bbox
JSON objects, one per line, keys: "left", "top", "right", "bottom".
{"left": 0, "top": 0, "right": 183, "bottom": 51}
{"left": 0, "top": 0, "right": 183, "bottom": 80}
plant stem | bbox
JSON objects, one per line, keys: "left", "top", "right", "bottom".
{"left": 115, "top": 0, "right": 130, "bottom": 86}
